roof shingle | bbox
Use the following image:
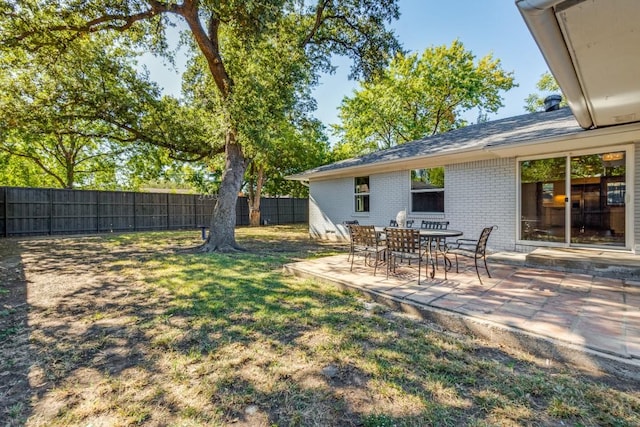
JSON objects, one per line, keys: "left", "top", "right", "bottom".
{"left": 290, "top": 108, "right": 582, "bottom": 180}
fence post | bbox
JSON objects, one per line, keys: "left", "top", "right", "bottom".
{"left": 96, "top": 190, "right": 100, "bottom": 233}
{"left": 48, "top": 188, "right": 53, "bottom": 235}
{"left": 193, "top": 195, "right": 197, "bottom": 228}
{"left": 133, "top": 192, "right": 137, "bottom": 232}
{"left": 166, "top": 193, "right": 170, "bottom": 230}
{"left": 3, "top": 187, "right": 7, "bottom": 238}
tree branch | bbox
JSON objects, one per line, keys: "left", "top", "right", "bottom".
{"left": 75, "top": 149, "right": 126, "bottom": 167}
{"left": 301, "top": 0, "right": 330, "bottom": 46}
{"left": 176, "top": 1, "right": 233, "bottom": 98}
{"left": 56, "top": 129, "right": 138, "bottom": 144}
{"left": 7, "top": 2, "right": 170, "bottom": 47}
{"left": 0, "top": 144, "right": 67, "bottom": 188}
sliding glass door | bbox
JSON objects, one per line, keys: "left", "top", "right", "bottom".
{"left": 520, "top": 157, "right": 567, "bottom": 242}
{"left": 570, "top": 152, "right": 626, "bottom": 246}
{"left": 520, "top": 149, "right": 628, "bottom": 248}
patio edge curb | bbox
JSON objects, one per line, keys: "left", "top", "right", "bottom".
{"left": 283, "top": 262, "right": 640, "bottom": 382}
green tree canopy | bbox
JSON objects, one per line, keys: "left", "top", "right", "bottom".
{"left": 2, "top": 0, "right": 402, "bottom": 251}
{"left": 180, "top": 31, "right": 330, "bottom": 225}
{"left": 524, "top": 71, "right": 568, "bottom": 113}
{"left": 0, "top": 31, "right": 209, "bottom": 189}
{"left": 259, "top": 116, "right": 329, "bottom": 198}
{"left": 332, "top": 40, "right": 516, "bottom": 159}
{"left": 0, "top": 152, "right": 58, "bottom": 188}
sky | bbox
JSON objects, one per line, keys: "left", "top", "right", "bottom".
{"left": 143, "top": 0, "right": 551, "bottom": 140}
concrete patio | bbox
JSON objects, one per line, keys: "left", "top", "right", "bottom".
{"left": 284, "top": 252, "right": 640, "bottom": 379}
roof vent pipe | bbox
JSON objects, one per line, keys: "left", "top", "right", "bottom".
{"left": 544, "top": 94, "right": 562, "bottom": 112}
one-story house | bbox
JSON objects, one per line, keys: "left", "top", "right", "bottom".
{"left": 288, "top": 0, "right": 640, "bottom": 254}
{"left": 288, "top": 106, "right": 639, "bottom": 253}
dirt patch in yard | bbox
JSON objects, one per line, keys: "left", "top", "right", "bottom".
{"left": 0, "top": 234, "right": 185, "bottom": 425}
{"left": 0, "top": 228, "right": 348, "bottom": 426}
{"left": 0, "top": 227, "right": 638, "bottom": 426}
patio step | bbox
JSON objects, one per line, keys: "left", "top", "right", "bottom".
{"left": 283, "top": 255, "right": 640, "bottom": 379}
{"left": 487, "top": 251, "right": 527, "bottom": 267}
{"left": 524, "top": 248, "right": 640, "bottom": 280}
{"left": 488, "top": 248, "right": 640, "bottom": 280}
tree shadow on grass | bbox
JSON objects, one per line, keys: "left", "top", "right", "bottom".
{"left": 0, "top": 230, "right": 638, "bottom": 426}
{"left": 0, "top": 242, "right": 31, "bottom": 426}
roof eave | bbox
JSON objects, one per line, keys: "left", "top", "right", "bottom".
{"left": 487, "top": 119, "right": 640, "bottom": 158}
{"left": 289, "top": 147, "right": 499, "bottom": 182}
{"left": 515, "top": 0, "right": 594, "bottom": 129}
{"left": 293, "top": 119, "right": 640, "bottom": 182}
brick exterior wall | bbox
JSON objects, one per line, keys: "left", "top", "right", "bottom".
{"left": 446, "top": 158, "right": 517, "bottom": 252}
{"left": 635, "top": 142, "right": 640, "bottom": 252}
{"left": 309, "top": 159, "right": 518, "bottom": 252}
{"left": 309, "top": 151, "right": 636, "bottom": 253}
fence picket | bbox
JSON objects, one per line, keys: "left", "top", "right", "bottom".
{"left": 0, "top": 187, "right": 308, "bottom": 237}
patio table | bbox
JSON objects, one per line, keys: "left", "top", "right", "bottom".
{"left": 375, "top": 227, "right": 463, "bottom": 279}
{"left": 419, "top": 229, "right": 463, "bottom": 279}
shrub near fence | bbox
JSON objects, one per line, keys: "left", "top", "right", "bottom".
{"left": 0, "top": 187, "right": 308, "bottom": 237}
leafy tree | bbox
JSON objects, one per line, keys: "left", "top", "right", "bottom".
{"left": 260, "top": 116, "right": 329, "bottom": 199}
{"left": 0, "top": 32, "right": 201, "bottom": 189}
{"left": 2, "top": 0, "right": 401, "bottom": 251}
{"left": 524, "top": 71, "right": 568, "bottom": 113}
{"left": 172, "top": 112, "right": 328, "bottom": 226}
{"left": 332, "top": 40, "right": 516, "bottom": 159}
{"left": 177, "top": 162, "right": 223, "bottom": 195}
{"left": 181, "top": 48, "right": 328, "bottom": 226}
{"left": 0, "top": 152, "right": 58, "bottom": 188}
{"left": 243, "top": 115, "right": 329, "bottom": 225}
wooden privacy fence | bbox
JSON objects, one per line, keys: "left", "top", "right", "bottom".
{"left": 0, "top": 187, "right": 308, "bottom": 237}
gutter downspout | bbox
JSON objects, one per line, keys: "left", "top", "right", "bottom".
{"left": 516, "top": 0, "right": 594, "bottom": 129}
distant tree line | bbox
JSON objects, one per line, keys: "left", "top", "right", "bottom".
{"left": 4, "top": 1, "right": 552, "bottom": 250}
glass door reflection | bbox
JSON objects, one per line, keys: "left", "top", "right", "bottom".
{"left": 520, "top": 151, "right": 627, "bottom": 247}
{"left": 520, "top": 157, "right": 566, "bottom": 242}
{"left": 570, "top": 152, "right": 625, "bottom": 246}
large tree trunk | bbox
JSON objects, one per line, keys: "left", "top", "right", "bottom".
{"left": 249, "top": 208, "right": 261, "bottom": 226}
{"left": 247, "top": 163, "right": 265, "bottom": 227}
{"left": 202, "top": 131, "right": 248, "bottom": 252}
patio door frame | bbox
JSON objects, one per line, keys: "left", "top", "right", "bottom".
{"left": 516, "top": 143, "right": 634, "bottom": 250}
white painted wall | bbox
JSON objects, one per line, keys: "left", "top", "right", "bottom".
{"left": 309, "top": 177, "right": 353, "bottom": 240}
{"left": 309, "top": 172, "right": 410, "bottom": 240}
{"left": 446, "top": 158, "right": 517, "bottom": 252}
{"left": 309, "top": 158, "right": 518, "bottom": 252}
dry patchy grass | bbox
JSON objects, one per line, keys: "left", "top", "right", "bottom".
{"left": 0, "top": 225, "right": 638, "bottom": 426}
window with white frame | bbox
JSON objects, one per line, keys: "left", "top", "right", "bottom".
{"left": 410, "top": 168, "right": 444, "bottom": 213}
{"left": 354, "top": 176, "right": 370, "bottom": 212}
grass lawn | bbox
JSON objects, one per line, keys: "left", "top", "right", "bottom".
{"left": 0, "top": 225, "right": 638, "bottom": 426}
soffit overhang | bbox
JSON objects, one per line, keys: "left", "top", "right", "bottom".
{"left": 516, "top": 0, "right": 640, "bottom": 129}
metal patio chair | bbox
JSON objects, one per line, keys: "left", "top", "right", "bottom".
{"left": 445, "top": 225, "right": 496, "bottom": 282}
{"left": 420, "top": 220, "right": 449, "bottom": 230}
{"left": 344, "top": 220, "right": 359, "bottom": 262}
{"left": 420, "top": 220, "right": 450, "bottom": 264}
{"left": 349, "top": 225, "right": 386, "bottom": 275}
{"left": 385, "top": 227, "right": 425, "bottom": 284}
